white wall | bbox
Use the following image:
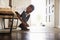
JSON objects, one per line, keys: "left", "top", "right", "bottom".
{"left": 0, "top": 0, "right": 9, "bottom": 7}
{"left": 54, "top": 0, "right": 59, "bottom": 28}
{"left": 51, "top": 0, "right": 60, "bottom": 28}
{"left": 59, "top": 0, "right": 60, "bottom": 28}
{"left": 12, "top": 0, "right": 31, "bottom": 14}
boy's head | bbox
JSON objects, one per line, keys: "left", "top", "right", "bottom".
{"left": 26, "top": 4, "right": 34, "bottom": 14}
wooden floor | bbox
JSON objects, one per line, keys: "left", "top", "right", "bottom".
{"left": 0, "top": 27, "right": 60, "bottom": 40}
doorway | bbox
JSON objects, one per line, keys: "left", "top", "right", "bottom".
{"left": 29, "top": 0, "right": 55, "bottom": 32}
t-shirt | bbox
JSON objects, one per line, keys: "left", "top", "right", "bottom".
{"left": 20, "top": 11, "right": 30, "bottom": 22}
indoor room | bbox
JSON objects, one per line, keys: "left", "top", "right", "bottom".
{"left": 0, "top": 0, "right": 60, "bottom": 40}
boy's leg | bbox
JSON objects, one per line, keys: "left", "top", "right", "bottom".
{"left": 19, "top": 23, "right": 29, "bottom": 31}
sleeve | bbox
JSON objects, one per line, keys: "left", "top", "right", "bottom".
{"left": 15, "top": 11, "right": 23, "bottom": 17}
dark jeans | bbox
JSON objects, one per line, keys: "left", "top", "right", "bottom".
{"left": 19, "top": 23, "right": 27, "bottom": 30}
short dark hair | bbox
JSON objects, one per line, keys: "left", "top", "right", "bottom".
{"left": 29, "top": 4, "right": 34, "bottom": 11}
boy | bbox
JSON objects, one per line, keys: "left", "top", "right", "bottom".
{"left": 16, "top": 5, "right": 34, "bottom": 31}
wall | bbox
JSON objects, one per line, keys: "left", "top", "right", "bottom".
{"left": 0, "top": 0, "right": 9, "bottom": 7}
{"left": 59, "top": 0, "right": 60, "bottom": 28}
{"left": 12, "top": 0, "right": 31, "bottom": 14}
{"left": 54, "top": 0, "right": 59, "bottom": 28}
